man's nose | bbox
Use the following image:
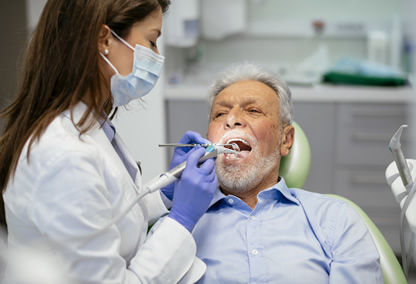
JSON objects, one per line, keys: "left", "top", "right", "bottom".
{"left": 225, "top": 108, "right": 246, "bottom": 129}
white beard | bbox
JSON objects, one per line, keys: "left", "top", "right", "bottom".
{"left": 215, "top": 132, "right": 281, "bottom": 195}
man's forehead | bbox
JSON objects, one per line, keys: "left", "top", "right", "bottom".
{"left": 213, "top": 81, "right": 279, "bottom": 105}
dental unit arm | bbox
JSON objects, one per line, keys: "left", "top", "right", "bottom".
{"left": 386, "top": 125, "right": 416, "bottom": 211}
{"left": 386, "top": 124, "right": 416, "bottom": 276}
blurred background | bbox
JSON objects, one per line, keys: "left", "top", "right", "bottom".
{"left": 1, "top": 0, "right": 415, "bottom": 277}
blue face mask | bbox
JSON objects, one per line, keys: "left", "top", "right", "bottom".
{"left": 100, "top": 30, "right": 164, "bottom": 107}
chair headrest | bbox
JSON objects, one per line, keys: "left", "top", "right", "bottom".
{"left": 279, "top": 121, "right": 311, "bottom": 188}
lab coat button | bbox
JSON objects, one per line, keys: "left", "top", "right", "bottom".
{"left": 228, "top": 198, "right": 234, "bottom": 204}
{"left": 251, "top": 249, "right": 259, "bottom": 255}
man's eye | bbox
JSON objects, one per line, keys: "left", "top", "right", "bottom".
{"left": 215, "top": 112, "right": 225, "bottom": 118}
{"left": 248, "top": 108, "right": 261, "bottom": 113}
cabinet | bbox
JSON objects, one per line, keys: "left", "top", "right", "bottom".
{"left": 166, "top": 93, "right": 411, "bottom": 253}
{"left": 293, "top": 102, "right": 409, "bottom": 253}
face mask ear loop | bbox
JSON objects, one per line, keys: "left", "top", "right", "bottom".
{"left": 110, "top": 30, "right": 135, "bottom": 52}
{"left": 99, "top": 52, "right": 119, "bottom": 75}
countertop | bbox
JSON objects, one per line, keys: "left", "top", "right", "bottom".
{"left": 165, "top": 83, "right": 414, "bottom": 103}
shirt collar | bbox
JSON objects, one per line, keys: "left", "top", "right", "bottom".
{"left": 208, "top": 177, "right": 300, "bottom": 208}
{"left": 101, "top": 119, "right": 116, "bottom": 142}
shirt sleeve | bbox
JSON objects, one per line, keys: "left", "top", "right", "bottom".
{"left": 29, "top": 150, "right": 197, "bottom": 284}
{"left": 328, "top": 202, "right": 384, "bottom": 284}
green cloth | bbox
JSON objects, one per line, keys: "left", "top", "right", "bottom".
{"left": 323, "top": 71, "right": 408, "bottom": 86}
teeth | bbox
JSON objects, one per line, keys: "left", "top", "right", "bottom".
{"left": 226, "top": 138, "right": 249, "bottom": 146}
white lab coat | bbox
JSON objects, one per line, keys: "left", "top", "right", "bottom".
{"left": 3, "top": 103, "right": 205, "bottom": 283}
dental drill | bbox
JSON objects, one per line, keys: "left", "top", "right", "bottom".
{"left": 109, "top": 145, "right": 238, "bottom": 226}
{"left": 58, "top": 145, "right": 238, "bottom": 242}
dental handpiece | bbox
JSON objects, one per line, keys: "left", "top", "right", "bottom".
{"left": 389, "top": 124, "right": 413, "bottom": 188}
{"left": 144, "top": 145, "right": 220, "bottom": 193}
{"left": 109, "top": 145, "right": 238, "bottom": 226}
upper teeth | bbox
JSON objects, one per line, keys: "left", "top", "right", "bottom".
{"left": 226, "top": 138, "right": 249, "bottom": 146}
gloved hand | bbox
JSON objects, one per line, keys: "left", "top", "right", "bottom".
{"left": 168, "top": 147, "right": 218, "bottom": 232}
{"left": 161, "top": 131, "right": 210, "bottom": 200}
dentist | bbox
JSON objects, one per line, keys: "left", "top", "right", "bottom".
{"left": 0, "top": 0, "right": 217, "bottom": 283}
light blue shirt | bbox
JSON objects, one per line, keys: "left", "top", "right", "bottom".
{"left": 192, "top": 178, "right": 383, "bottom": 283}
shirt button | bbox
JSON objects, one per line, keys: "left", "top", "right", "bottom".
{"left": 228, "top": 198, "right": 234, "bottom": 204}
{"left": 251, "top": 249, "right": 259, "bottom": 255}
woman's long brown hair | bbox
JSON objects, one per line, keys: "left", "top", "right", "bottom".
{"left": 0, "top": 0, "right": 170, "bottom": 229}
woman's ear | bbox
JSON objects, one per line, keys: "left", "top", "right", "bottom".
{"left": 97, "top": 24, "right": 112, "bottom": 54}
{"left": 280, "top": 124, "right": 294, "bottom": 156}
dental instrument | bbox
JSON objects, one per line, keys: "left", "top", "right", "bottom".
{"left": 109, "top": 144, "right": 238, "bottom": 227}
{"left": 65, "top": 145, "right": 238, "bottom": 243}
{"left": 158, "top": 143, "right": 240, "bottom": 151}
{"left": 388, "top": 124, "right": 415, "bottom": 276}
{"left": 63, "top": 145, "right": 239, "bottom": 242}
{"left": 158, "top": 143, "right": 212, "bottom": 147}
{"left": 389, "top": 124, "right": 412, "bottom": 189}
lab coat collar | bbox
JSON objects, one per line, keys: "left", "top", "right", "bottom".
{"left": 62, "top": 102, "right": 100, "bottom": 131}
{"left": 62, "top": 102, "right": 142, "bottom": 187}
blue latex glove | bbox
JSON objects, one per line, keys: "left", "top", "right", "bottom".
{"left": 168, "top": 147, "right": 218, "bottom": 232}
{"left": 161, "top": 131, "right": 210, "bottom": 200}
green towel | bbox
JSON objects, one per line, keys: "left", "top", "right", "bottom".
{"left": 323, "top": 71, "right": 408, "bottom": 86}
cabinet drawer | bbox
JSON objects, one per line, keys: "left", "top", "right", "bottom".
{"left": 336, "top": 103, "right": 409, "bottom": 166}
{"left": 334, "top": 167, "right": 400, "bottom": 209}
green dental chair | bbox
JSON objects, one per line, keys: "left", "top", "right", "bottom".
{"left": 280, "top": 121, "right": 407, "bottom": 284}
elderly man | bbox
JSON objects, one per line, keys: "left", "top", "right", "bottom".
{"left": 191, "top": 63, "right": 383, "bottom": 283}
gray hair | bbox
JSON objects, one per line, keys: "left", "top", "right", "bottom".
{"left": 209, "top": 62, "right": 293, "bottom": 124}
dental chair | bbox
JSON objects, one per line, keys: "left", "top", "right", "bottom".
{"left": 280, "top": 122, "right": 407, "bottom": 284}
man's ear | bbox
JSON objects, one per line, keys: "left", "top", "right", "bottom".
{"left": 280, "top": 124, "right": 294, "bottom": 156}
{"left": 97, "top": 24, "right": 112, "bottom": 54}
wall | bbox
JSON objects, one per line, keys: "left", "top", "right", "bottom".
{"left": 247, "top": 0, "right": 403, "bottom": 22}
{"left": 112, "top": 72, "right": 167, "bottom": 182}
{"left": 165, "top": 0, "right": 406, "bottom": 86}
